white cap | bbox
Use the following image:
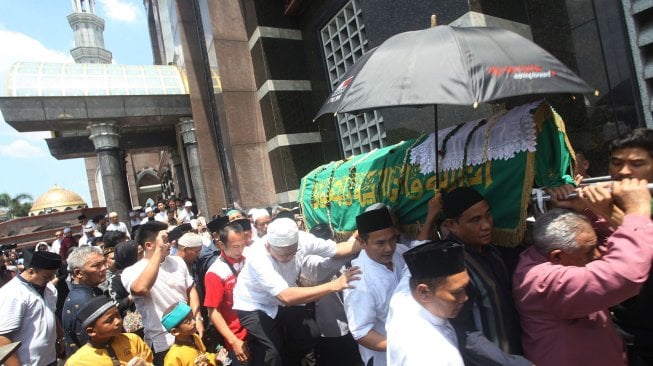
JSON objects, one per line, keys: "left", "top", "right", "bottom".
{"left": 63, "top": 227, "right": 71, "bottom": 234}
{"left": 190, "top": 219, "right": 198, "bottom": 230}
{"left": 247, "top": 208, "right": 257, "bottom": 216}
{"left": 145, "top": 207, "right": 153, "bottom": 213}
{"left": 184, "top": 201, "right": 193, "bottom": 207}
{"left": 178, "top": 233, "right": 203, "bottom": 248}
{"left": 252, "top": 209, "right": 270, "bottom": 224}
{"left": 267, "top": 218, "right": 299, "bottom": 247}
{"left": 109, "top": 212, "right": 118, "bottom": 218}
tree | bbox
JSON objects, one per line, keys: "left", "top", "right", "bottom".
{"left": 0, "top": 192, "right": 33, "bottom": 219}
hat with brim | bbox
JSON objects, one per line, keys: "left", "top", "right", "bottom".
{"left": 29, "top": 251, "right": 61, "bottom": 270}
{"left": 78, "top": 295, "right": 115, "bottom": 328}
{"left": 267, "top": 218, "right": 299, "bottom": 247}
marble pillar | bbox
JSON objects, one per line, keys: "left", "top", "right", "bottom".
{"left": 88, "top": 121, "right": 132, "bottom": 227}
{"left": 178, "top": 118, "right": 209, "bottom": 217}
{"left": 169, "top": 148, "right": 189, "bottom": 199}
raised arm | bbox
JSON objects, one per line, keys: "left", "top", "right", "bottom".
{"left": 129, "top": 240, "right": 168, "bottom": 296}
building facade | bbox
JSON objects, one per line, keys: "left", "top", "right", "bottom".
{"left": 1, "top": 0, "right": 649, "bottom": 221}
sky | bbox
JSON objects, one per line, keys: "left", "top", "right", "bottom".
{"left": 0, "top": 0, "right": 152, "bottom": 206}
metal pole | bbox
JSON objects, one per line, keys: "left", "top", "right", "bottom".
{"left": 531, "top": 183, "right": 653, "bottom": 203}
{"left": 434, "top": 104, "right": 439, "bottom": 189}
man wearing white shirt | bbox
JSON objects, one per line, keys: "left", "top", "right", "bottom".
{"left": 386, "top": 240, "right": 469, "bottom": 366}
{"left": 106, "top": 211, "right": 131, "bottom": 239}
{"left": 233, "top": 218, "right": 361, "bottom": 366}
{"left": 155, "top": 201, "right": 168, "bottom": 222}
{"left": 343, "top": 208, "right": 407, "bottom": 366}
{"left": 121, "top": 221, "right": 202, "bottom": 365}
{"left": 0, "top": 251, "right": 63, "bottom": 366}
{"left": 178, "top": 201, "right": 195, "bottom": 224}
{"left": 51, "top": 230, "right": 63, "bottom": 254}
{"left": 251, "top": 209, "right": 271, "bottom": 240}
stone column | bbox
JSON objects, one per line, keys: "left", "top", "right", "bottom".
{"left": 178, "top": 118, "right": 209, "bottom": 217}
{"left": 88, "top": 121, "right": 131, "bottom": 226}
{"left": 169, "top": 148, "right": 188, "bottom": 199}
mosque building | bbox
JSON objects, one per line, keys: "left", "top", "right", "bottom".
{"left": 0, "top": 0, "right": 650, "bottom": 226}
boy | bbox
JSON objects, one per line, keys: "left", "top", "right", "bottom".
{"left": 65, "top": 295, "right": 153, "bottom": 365}
{"left": 162, "top": 302, "right": 229, "bottom": 366}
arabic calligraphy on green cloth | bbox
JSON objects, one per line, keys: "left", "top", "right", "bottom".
{"left": 298, "top": 102, "right": 575, "bottom": 247}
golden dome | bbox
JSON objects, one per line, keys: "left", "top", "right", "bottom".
{"left": 30, "top": 185, "right": 88, "bottom": 216}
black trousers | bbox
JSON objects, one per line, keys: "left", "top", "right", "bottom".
{"left": 237, "top": 306, "right": 319, "bottom": 366}
{"left": 153, "top": 348, "right": 169, "bottom": 366}
{"left": 237, "top": 309, "right": 283, "bottom": 366}
{"left": 315, "top": 333, "right": 364, "bottom": 366}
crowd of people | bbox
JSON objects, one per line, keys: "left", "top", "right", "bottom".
{"left": 0, "top": 128, "right": 652, "bottom": 366}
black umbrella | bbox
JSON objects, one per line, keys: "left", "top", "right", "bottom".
{"left": 316, "top": 25, "right": 593, "bottom": 117}
{"left": 315, "top": 25, "right": 594, "bottom": 182}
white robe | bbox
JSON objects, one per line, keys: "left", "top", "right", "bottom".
{"left": 343, "top": 249, "right": 406, "bottom": 366}
{"left": 386, "top": 275, "right": 464, "bottom": 366}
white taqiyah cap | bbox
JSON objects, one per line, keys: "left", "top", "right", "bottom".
{"left": 145, "top": 207, "right": 153, "bottom": 213}
{"left": 178, "top": 233, "right": 203, "bottom": 248}
{"left": 252, "top": 209, "right": 270, "bottom": 224}
{"left": 184, "top": 201, "right": 193, "bottom": 207}
{"left": 267, "top": 218, "right": 299, "bottom": 247}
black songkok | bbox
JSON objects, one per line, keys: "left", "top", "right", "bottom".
{"left": 168, "top": 223, "right": 193, "bottom": 242}
{"left": 403, "top": 240, "right": 465, "bottom": 279}
{"left": 231, "top": 218, "right": 251, "bottom": 231}
{"left": 356, "top": 208, "right": 394, "bottom": 235}
{"left": 207, "top": 216, "right": 229, "bottom": 233}
{"left": 442, "top": 186, "right": 484, "bottom": 219}
{"left": 29, "top": 251, "right": 62, "bottom": 270}
{"left": 77, "top": 295, "right": 115, "bottom": 328}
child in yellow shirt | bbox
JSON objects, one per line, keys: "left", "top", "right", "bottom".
{"left": 65, "top": 295, "right": 153, "bottom": 366}
{"left": 162, "top": 302, "right": 229, "bottom": 366}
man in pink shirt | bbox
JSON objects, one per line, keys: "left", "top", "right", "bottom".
{"left": 513, "top": 178, "right": 653, "bottom": 366}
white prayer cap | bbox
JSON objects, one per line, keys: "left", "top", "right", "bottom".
{"left": 145, "top": 207, "right": 153, "bottom": 213}
{"left": 178, "top": 233, "right": 203, "bottom": 248}
{"left": 184, "top": 201, "right": 193, "bottom": 207}
{"left": 267, "top": 218, "right": 298, "bottom": 247}
{"left": 252, "top": 209, "right": 270, "bottom": 224}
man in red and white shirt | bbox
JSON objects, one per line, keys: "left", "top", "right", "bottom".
{"left": 204, "top": 222, "right": 250, "bottom": 365}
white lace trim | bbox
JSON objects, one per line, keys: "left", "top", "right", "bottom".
{"left": 409, "top": 100, "right": 542, "bottom": 174}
